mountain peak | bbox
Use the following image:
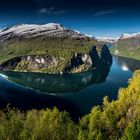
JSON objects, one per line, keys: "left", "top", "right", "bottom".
{"left": 1, "top": 23, "right": 65, "bottom": 33}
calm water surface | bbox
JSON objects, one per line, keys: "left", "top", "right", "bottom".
{"left": 0, "top": 56, "right": 140, "bottom": 120}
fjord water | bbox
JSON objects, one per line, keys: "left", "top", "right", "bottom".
{"left": 0, "top": 56, "right": 140, "bottom": 120}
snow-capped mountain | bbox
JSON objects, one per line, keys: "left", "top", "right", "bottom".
{"left": 120, "top": 32, "right": 140, "bottom": 39}
{"left": 96, "top": 37, "right": 119, "bottom": 43}
{"left": 73, "top": 30, "right": 93, "bottom": 38}
{"left": 0, "top": 23, "right": 86, "bottom": 42}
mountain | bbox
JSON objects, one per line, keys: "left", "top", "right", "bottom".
{"left": 110, "top": 32, "right": 140, "bottom": 60}
{"left": 120, "top": 32, "right": 140, "bottom": 39}
{"left": 0, "top": 23, "right": 86, "bottom": 42}
{"left": 0, "top": 23, "right": 112, "bottom": 74}
{"left": 96, "top": 37, "right": 119, "bottom": 43}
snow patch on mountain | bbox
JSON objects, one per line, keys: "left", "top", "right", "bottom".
{"left": 0, "top": 23, "right": 65, "bottom": 37}
{"left": 84, "top": 34, "right": 94, "bottom": 38}
{"left": 96, "top": 36, "right": 119, "bottom": 43}
{"left": 120, "top": 32, "right": 140, "bottom": 39}
{"left": 0, "top": 23, "right": 86, "bottom": 42}
{"left": 73, "top": 30, "right": 93, "bottom": 38}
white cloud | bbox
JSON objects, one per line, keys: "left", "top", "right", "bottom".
{"left": 94, "top": 10, "right": 117, "bottom": 17}
{"left": 39, "top": 7, "right": 67, "bottom": 15}
{"left": 39, "top": 8, "right": 47, "bottom": 14}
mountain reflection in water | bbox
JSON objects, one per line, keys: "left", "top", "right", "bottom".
{"left": 0, "top": 63, "right": 111, "bottom": 94}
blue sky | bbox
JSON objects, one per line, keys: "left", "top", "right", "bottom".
{"left": 0, "top": 0, "right": 140, "bottom": 37}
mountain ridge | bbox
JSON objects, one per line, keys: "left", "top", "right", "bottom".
{"left": 0, "top": 23, "right": 88, "bottom": 42}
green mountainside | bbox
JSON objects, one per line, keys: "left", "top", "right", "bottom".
{"left": 110, "top": 36, "right": 140, "bottom": 60}
{"left": 0, "top": 23, "right": 111, "bottom": 74}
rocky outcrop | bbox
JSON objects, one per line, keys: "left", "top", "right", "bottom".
{"left": 0, "top": 55, "right": 58, "bottom": 71}
{"left": 89, "top": 46, "right": 100, "bottom": 67}
{"left": 64, "top": 45, "right": 112, "bottom": 73}
{"left": 64, "top": 53, "right": 92, "bottom": 73}
{"left": 25, "top": 56, "right": 58, "bottom": 70}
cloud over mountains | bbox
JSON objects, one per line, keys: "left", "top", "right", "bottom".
{"left": 39, "top": 7, "right": 67, "bottom": 15}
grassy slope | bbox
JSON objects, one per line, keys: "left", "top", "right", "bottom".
{"left": 110, "top": 38, "right": 140, "bottom": 60}
{"left": 0, "top": 37, "right": 102, "bottom": 73}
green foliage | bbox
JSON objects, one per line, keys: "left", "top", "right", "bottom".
{"left": 122, "top": 120, "right": 140, "bottom": 140}
{"left": 79, "top": 70, "right": 140, "bottom": 140}
{"left": 0, "top": 108, "right": 78, "bottom": 140}
{"left": 0, "top": 70, "right": 140, "bottom": 139}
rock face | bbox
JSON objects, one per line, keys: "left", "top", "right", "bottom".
{"left": 64, "top": 53, "right": 92, "bottom": 73}
{"left": 26, "top": 56, "right": 58, "bottom": 70}
{"left": 0, "top": 55, "right": 58, "bottom": 71}
{"left": 0, "top": 44, "right": 112, "bottom": 74}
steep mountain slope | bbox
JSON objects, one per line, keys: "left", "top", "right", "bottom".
{"left": 0, "top": 23, "right": 110, "bottom": 73}
{"left": 110, "top": 33, "right": 140, "bottom": 60}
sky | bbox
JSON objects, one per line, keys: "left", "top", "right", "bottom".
{"left": 0, "top": 0, "right": 140, "bottom": 37}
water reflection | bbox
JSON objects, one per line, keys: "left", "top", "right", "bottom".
{"left": 0, "top": 56, "right": 140, "bottom": 120}
{"left": 0, "top": 76, "right": 83, "bottom": 121}
{"left": 122, "top": 65, "right": 129, "bottom": 71}
{"left": 0, "top": 62, "right": 111, "bottom": 94}
{"left": 114, "top": 56, "right": 140, "bottom": 72}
